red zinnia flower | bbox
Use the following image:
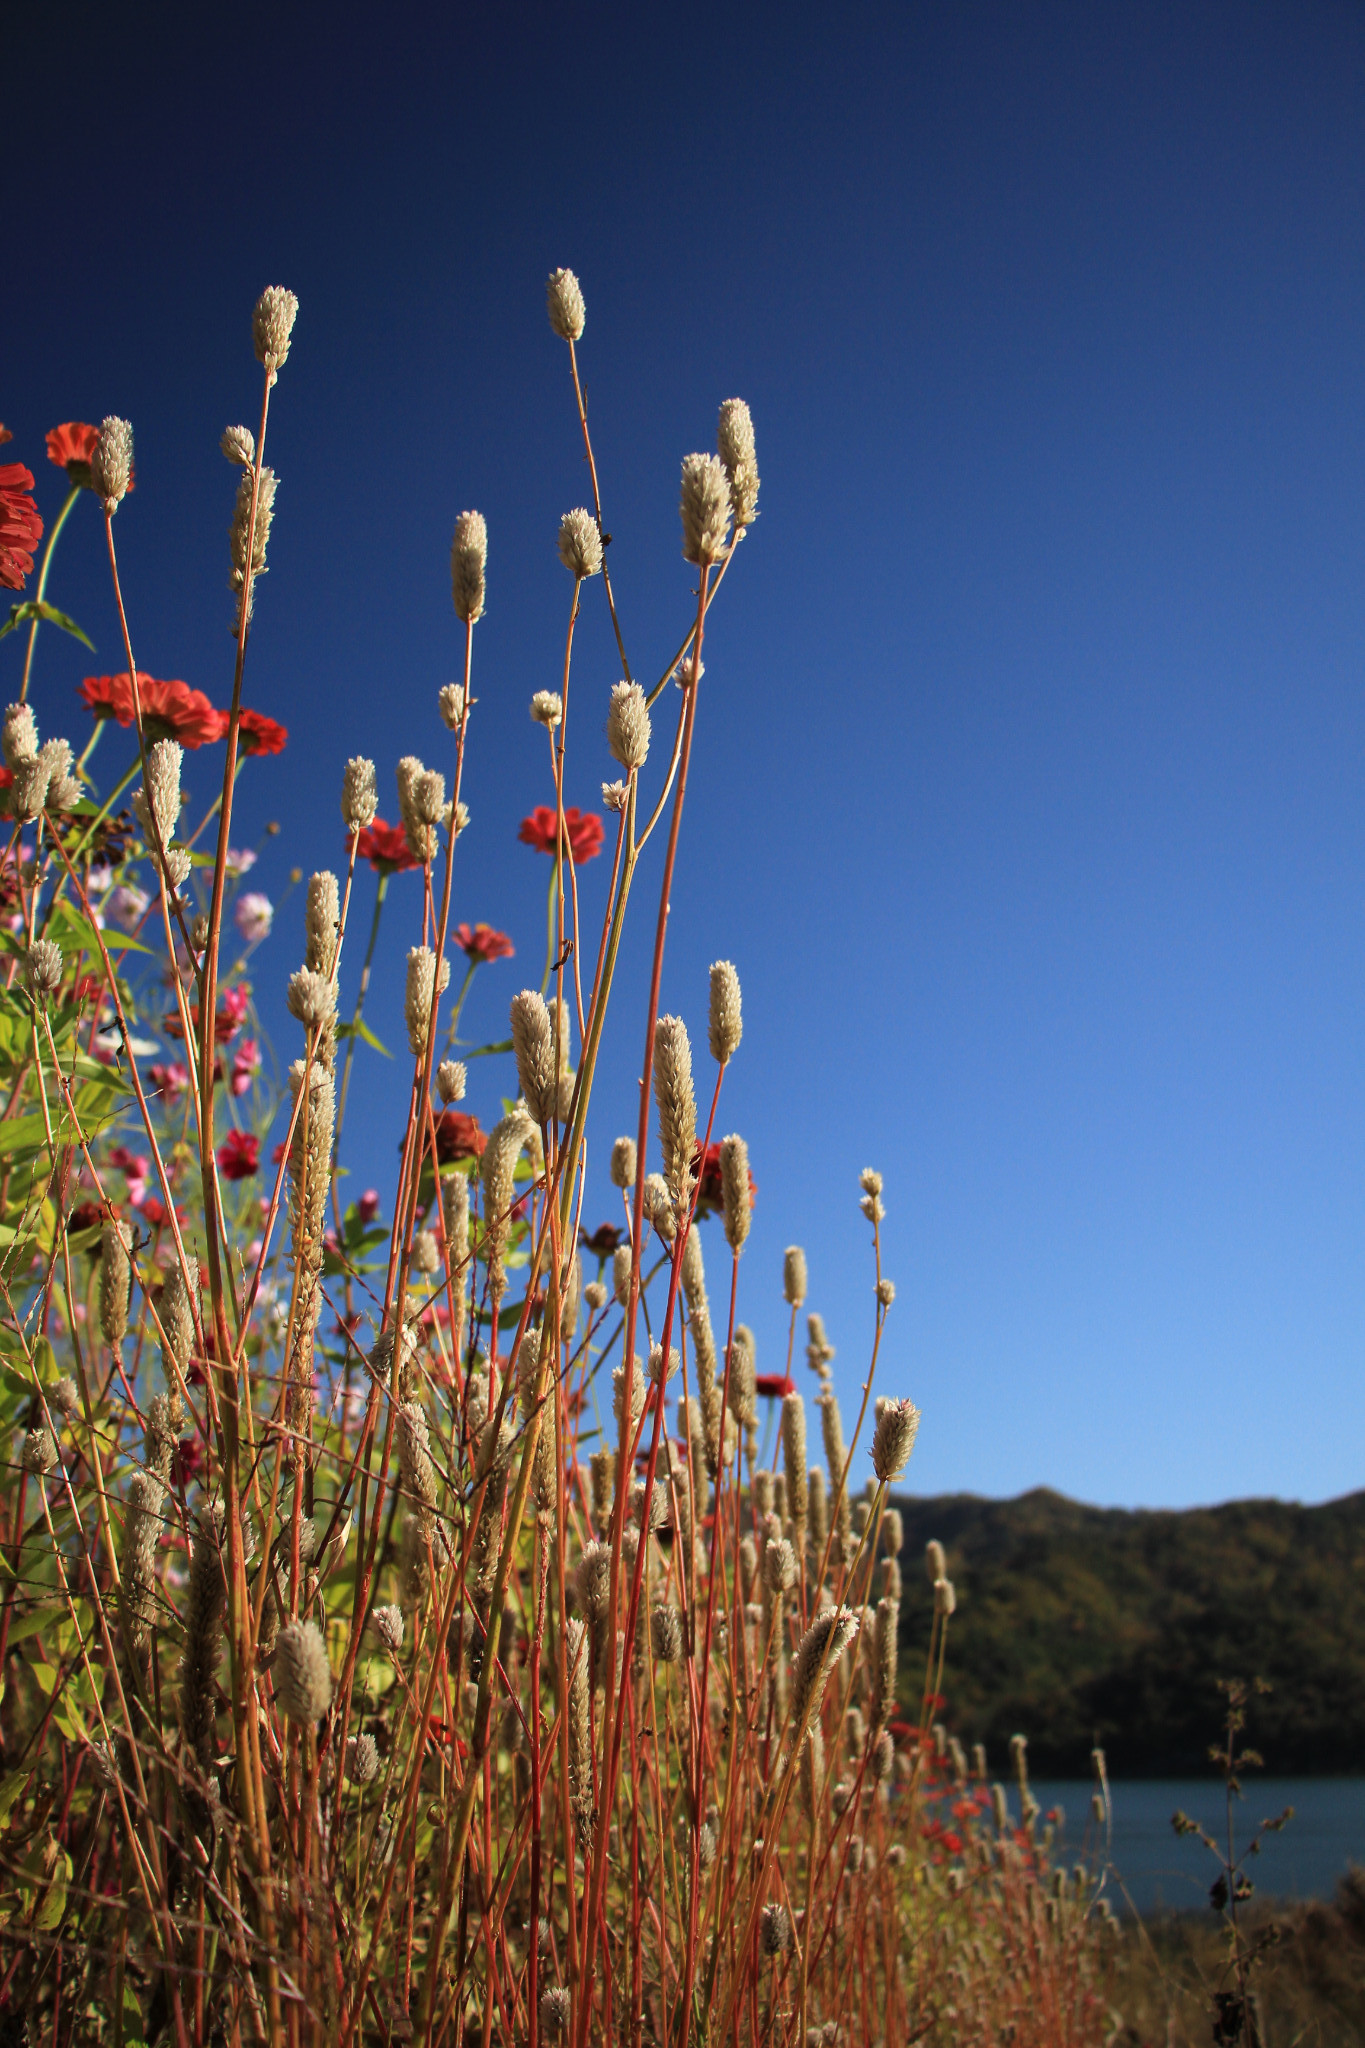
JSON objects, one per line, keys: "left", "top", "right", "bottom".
{"left": 237, "top": 707, "right": 288, "bottom": 756}
{"left": 433, "top": 1111, "right": 487, "bottom": 1164}
{"left": 693, "top": 1141, "right": 757, "bottom": 1218}
{"left": 355, "top": 817, "right": 422, "bottom": 874}
{"left": 518, "top": 805, "right": 604, "bottom": 863}
{"left": 0, "top": 464, "right": 43, "bottom": 592}
{"left": 454, "top": 921, "right": 515, "bottom": 963}
{"left": 217, "top": 1130, "right": 260, "bottom": 1181}
{"left": 78, "top": 672, "right": 228, "bottom": 749}
{"left": 754, "top": 1373, "right": 796, "bottom": 1400}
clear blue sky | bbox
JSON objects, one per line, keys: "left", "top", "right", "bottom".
{"left": 9, "top": 1, "right": 1365, "bottom": 1507}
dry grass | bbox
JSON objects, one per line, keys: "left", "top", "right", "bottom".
{"left": 0, "top": 273, "right": 1116, "bottom": 2046}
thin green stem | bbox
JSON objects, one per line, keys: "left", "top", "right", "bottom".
{"left": 19, "top": 484, "right": 81, "bottom": 703}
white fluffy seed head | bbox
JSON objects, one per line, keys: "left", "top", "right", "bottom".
{"left": 221, "top": 424, "right": 255, "bottom": 466}
{"left": 871, "top": 1397, "right": 920, "bottom": 1485}
{"left": 510, "top": 989, "right": 557, "bottom": 1124}
{"left": 438, "top": 682, "right": 465, "bottom": 730}
{"left": 612, "top": 1244, "right": 633, "bottom": 1307}
{"left": 718, "top": 398, "right": 760, "bottom": 528}
{"left": 783, "top": 1246, "right": 808, "bottom": 1308}
{"left": 304, "top": 871, "right": 340, "bottom": 975}
{"left": 21, "top": 1428, "right": 57, "bottom": 1475}
{"left": 372, "top": 1604, "right": 404, "bottom": 1653}
{"left": 450, "top": 511, "right": 488, "bottom": 624}
{"left": 557, "top": 508, "right": 602, "bottom": 579}
{"left": 610, "top": 1136, "right": 637, "bottom": 1188}
{"left": 24, "top": 940, "right": 63, "bottom": 1000}
{"left": 436, "top": 1059, "right": 467, "bottom": 1104}
{"left": 135, "top": 739, "right": 183, "bottom": 850}
{"left": 546, "top": 267, "right": 586, "bottom": 341}
{"left": 404, "top": 947, "right": 449, "bottom": 1057}
{"left": 652, "top": 1015, "right": 697, "bottom": 1207}
{"left": 607, "top": 681, "right": 650, "bottom": 770}
{"left": 708, "top": 960, "right": 742, "bottom": 1064}
{"left": 253, "top": 286, "right": 299, "bottom": 372}
{"left": 287, "top": 968, "right": 337, "bottom": 1032}
{"left": 2, "top": 702, "right": 37, "bottom": 768}
{"left": 531, "top": 690, "right": 563, "bottom": 729}
{"left": 346, "top": 1732, "right": 379, "bottom": 1783}
{"left": 91, "top": 416, "right": 134, "bottom": 511}
{"left": 720, "top": 1134, "right": 752, "bottom": 1255}
{"left": 679, "top": 453, "right": 732, "bottom": 567}
{"left": 341, "top": 756, "right": 378, "bottom": 831}
{"left": 273, "top": 1619, "right": 332, "bottom": 1723}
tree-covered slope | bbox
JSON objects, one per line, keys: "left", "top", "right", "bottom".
{"left": 889, "top": 1488, "right": 1365, "bottom": 1775}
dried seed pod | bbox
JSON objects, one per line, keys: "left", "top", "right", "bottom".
{"left": 783, "top": 1245, "right": 808, "bottom": 1309}
{"left": 479, "top": 1108, "right": 536, "bottom": 1305}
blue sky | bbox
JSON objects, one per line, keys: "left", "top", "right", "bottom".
{"left": 9, "top": 0, "right": 1365, "bottom": 1507}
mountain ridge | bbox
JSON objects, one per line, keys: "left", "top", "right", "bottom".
{"left": 887, "top": 1485, "right": 1365, "bottom": 1775}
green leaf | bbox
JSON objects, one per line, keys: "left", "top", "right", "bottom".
{"left": 336, "top": 1015, "right": 392, "bottom": 1057}
{"left": 0, "top": 601, "right": 93, "bottom": 651}
{"left": 466, "top": 1038, "right": 513, "bottom": 1059}
{"left": 0, "top": 1774, "right": 28, "bottom": 1827}
{"left": 0, "top": 1114, "right": 48, "bottom": 1159}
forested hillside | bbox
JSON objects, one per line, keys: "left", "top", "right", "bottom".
{"left": 891, "top": 1487, "right": 1365, "bottom": 1774}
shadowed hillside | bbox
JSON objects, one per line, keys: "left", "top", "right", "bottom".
{"left": 890, "top": 1487, "right": 1365, "bottom": 1775}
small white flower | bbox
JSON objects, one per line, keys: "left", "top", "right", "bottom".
{"left": 234, "top": 891, "right": 274, "bottom": 945}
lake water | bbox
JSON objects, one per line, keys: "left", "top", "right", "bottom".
{"left": 1025, "top": 1779, "right": 1365, "bottom": 1916}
